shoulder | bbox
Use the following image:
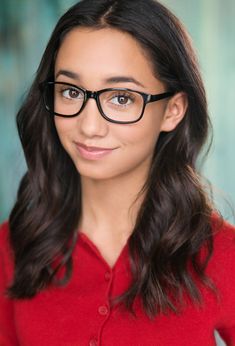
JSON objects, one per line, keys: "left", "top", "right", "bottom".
{"left": 211, "top": 214, "right": 235, "bottom": 259}
{"left": 204, "top": 215, "right": 235, "bottom": 328}
{"left": 0, "top": 220, "right": 11, "bottom": 252}
{"left": 0, "top": 221, "right": 14, "bottom": 282}
{"left": 197, "top": 214, "right": 235, "bottom": 271}
{"left": 205, "top": 214, "right": 235, "bottom": 302}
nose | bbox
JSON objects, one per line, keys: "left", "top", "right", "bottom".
{"left": 77, "top": 97, "right": 109, "bottom": 138}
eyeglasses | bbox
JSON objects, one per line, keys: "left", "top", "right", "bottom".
{"left": 41, "top": 81, "right": 174, "bottom": 124}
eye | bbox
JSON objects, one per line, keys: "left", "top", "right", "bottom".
{"left": 61, "top": 87, "right": 83, "bottom": 100}
{"left": 110, "top": 93, "right": 134, "bottom": 107}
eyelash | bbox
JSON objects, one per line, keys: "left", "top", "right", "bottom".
{"left": 60, "top": 87, "right": 82, "bottom": 99}
{"left": 110, "top": 93, "right": 135, "bottom": 103}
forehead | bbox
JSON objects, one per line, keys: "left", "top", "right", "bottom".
{"left": 55, "top": 27, "right": 162, "bottom": 91}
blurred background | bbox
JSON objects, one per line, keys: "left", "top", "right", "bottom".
{"left": 0, "top": 0, "right": 235, "bottom": 218}
{"left": 0, "top": 1, "right": 234, "bottom": 345}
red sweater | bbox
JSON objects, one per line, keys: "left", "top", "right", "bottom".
{"left": 0, "top": 219, "right": 235, "bottom": 346}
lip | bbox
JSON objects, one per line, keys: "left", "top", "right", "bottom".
{"left": 74, "top": 142, "right": 116, "bottom": 160}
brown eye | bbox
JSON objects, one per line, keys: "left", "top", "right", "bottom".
{"left": 110, "top": 93, "right": 134, "bottom": 107}
{"left": 69, "top": 89, "right": 79, "bottom": 98}
{"left": 62, "top": 87, "right": 83, "bottom": 100}
{"left": 117, "top": 96, "right": 129, "bottom": 105}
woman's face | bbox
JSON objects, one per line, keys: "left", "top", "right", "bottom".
{"left": 54, "top": 27, "right": 175, "bottom": 182}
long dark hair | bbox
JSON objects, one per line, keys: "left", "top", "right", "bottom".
{"left": 8, "top": 0, "right": 219, "bottom": 318}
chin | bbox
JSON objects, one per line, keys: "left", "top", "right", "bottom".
{"left": 73, "top": 162, "right": 116, "bottom": 181}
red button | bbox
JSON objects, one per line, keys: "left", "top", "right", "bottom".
{"left": 104, "top": 272, "right": 111, "bottom": 281}
{"left": 98, "top": 305, "right": 109, "bottom": 315}
{"left": 89, "top": 338, "right": 98, "bottom": 346}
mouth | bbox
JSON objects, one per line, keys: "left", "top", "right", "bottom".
{"left": 74, "top": 141, "right": 117, "bottom": 160}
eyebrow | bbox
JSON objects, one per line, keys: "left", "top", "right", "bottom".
{"left": 55, "top": 69, "right": 146, "bottom": 88}
{"left": 55, "top": 69, "right": 79, "bottom": 80}
{"left": 105, "top": 76, "right": 145, "bottom": 88}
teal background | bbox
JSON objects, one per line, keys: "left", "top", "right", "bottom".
{"left": 0, "top": 1, "right": 234, "bottom": 345}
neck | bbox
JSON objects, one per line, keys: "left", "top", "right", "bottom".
{"left": 79, "top": 171, "right": 147, "bottom": 244}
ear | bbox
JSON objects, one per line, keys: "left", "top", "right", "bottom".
{"left": 160, "top": 92, "right": 188, "bottom": 132}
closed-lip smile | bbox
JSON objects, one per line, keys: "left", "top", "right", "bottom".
{"left": 74, "top": 141, "right": 117, "bottom": 160}
{"left": 75, "top": 142, "right": 114, "bottom": 151}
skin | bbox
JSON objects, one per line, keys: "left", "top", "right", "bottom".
{"left": 54, "top": 27, "right": 188, "bottom": 267}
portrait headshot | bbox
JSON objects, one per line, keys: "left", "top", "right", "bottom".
{"left": 0, "top": 1, "right": 234, "bottom": 345}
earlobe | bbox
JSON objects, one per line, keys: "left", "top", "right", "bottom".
{"left": 160, "top": 92, "right": 188, "bottom": 132}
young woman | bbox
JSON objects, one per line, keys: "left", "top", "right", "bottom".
{"left": 0, "top": 0, "right": 234, "bottom": 345}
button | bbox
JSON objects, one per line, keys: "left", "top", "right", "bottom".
{"left": 98, "top": 305, "right": 109, "bottom": 315}
{"left": 104, "top": 272, "right": 111, "bottom": 281}
{"left": 89, "top": 338, "right": 98, "bottom": 346}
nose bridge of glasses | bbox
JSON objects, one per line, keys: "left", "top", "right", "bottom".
{"left": 82, "top": 90, "right": 103, "bottom": 116}
{"left": 86, "top": 90, "right": 99, "bottom": 101}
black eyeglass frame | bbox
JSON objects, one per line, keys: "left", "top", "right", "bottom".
{"left": 40, "top": 81, "right": 174, "bottom": 124}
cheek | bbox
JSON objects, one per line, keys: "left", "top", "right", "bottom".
{"left": 107, "top": 124, "right": 160, "bottom": 178}
{"left": 116, "top": 114, "right": 162, "bottom": 154}
{"left": 54, "top": 117, "right": 74, "bottom": 146}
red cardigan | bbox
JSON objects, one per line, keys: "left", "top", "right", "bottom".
{"left": 0, "top": 218, "right": 235, "bottom": 346}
